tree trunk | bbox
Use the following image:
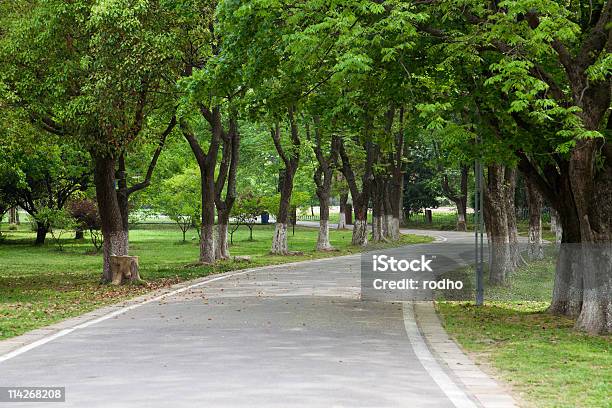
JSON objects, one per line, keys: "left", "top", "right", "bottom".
{"left": 317, "top": 220, "right": 332, "bottom": 251}
{"left": 456, "top": 203, "right": 467, "bottom": 232}
{"left": 371, "top": 176, "right": 387, "bottom": 243}
{"left": 312, "top": 119, "right": 337, "bottom": 251}
{"left": 350, "top": 199, "right": 370, "bottom": 247}
{"left": 548, "top": 173, "right": 583, "bottom": 317}
{"left": 200, "top": 167, "right": 216, "bottom": 264}
{"left": 382, "top": 180, "right": 392, "bottom": 240}
{"left": 352, "top": 202, "right": 369, "bottom": 246}
{"left": 94, "top": 155, "right": 129, "bottom": 282}
{"left": 200, "top": 222, "right": 215, "bottom": 264}
{"left": 550, "top": 208, "right": 558, "bottom": 232}
{"left": 388, "top": 104, "right": 404, "bottom": 240}
{"left": 215, "top": 210, "right": 230, "bottom": 260}
{"left": 525, "top": 177, "right": 543, "bottom": 260}
{"left": 389, "top": 171, "right": 403, "bottom": 240}
{"left": 337, "top": 134, "right": 375, "bottom": 248}
{"left": 271, "top": 223, "right": 288, "bottom": 254}
{"left": 550, "top": 208, "right": 563, "bottom": 245}
{"left": 116, "top": 155, "right": 130, "bottom": 234}
{"left": 550, "top": 243, "right": 583, "bottom": 317}
{"left": 505, "top": 167, "right": 521, "bottom": 268}
{"left": 371, "top": 186, "right": 383, "bottom": 243}
{"left": 75, "top": 227, "right": 84, "bottom": 240}
{"left": 270, "top": 110, "right": 300, "bottom": 255}
{"left": 214, "top": 113, "right": 239, "bottom": 260}
{"left": 456, "top": 166, "right": 469, "bottom": 231}
{"left": 110, "top": 255, "right": 140, "bottom": 285}
{"left": 8, "top": 207, "right": 17, "bottom": 224}
{"left": 516, "top": 150, "right": 585, "bottom": 319}
{"left": 483, "top": 164, "right": 514, "bottom": 284}
{"left": 570, "top": 138, "right": 612, "bottom": 334}
{"left": 181, "top": 108, "right": 222, "bottom": 264}
{"left": 35, "top": 222, "right": 48, "bottom": 245}
{"left": 316, "top": 192, "right": 333, "bottom": 251}
{"left": 338, "top": 193, "right": 348, "bottom": 229}
{"left": 272, "top": 167, "right": 295, "bottom": 254}
{"left": 352, "top": 217, "right": 368, "bottom": 246}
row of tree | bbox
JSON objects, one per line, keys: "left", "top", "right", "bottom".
{"left": 0, "top": 1, "right": 609, "bottom": 333}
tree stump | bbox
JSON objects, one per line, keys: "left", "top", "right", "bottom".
{"left": 110, "top": 255, "right": 140, "bottom": 285}
{"left": 425, "top": 209, "right": 433, "bottom": 224}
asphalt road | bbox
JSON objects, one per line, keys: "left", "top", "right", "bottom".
{"left": 0, "top": 228, "right": 484, "bottom": 408}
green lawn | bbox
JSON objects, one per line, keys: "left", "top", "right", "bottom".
{"left": 436, "top": 258, "right": 611, "bottom": 408}
{"left": 403, "top": 211, "right": 557, "bottom": 242}
{"left": 0, "top": 223, "right": 432, "bottom": 340}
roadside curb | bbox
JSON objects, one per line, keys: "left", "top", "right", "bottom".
{"left": 413, "top": 301, "right": 517, "bottom": 408}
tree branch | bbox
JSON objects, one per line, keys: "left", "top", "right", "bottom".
{"left": 270, "top": 123, "right": 290, "bottom": 167}
{"left": 127, "top": 115, "right": 177, "bottom": 196}
{"left": 180, "top": 120, "right": 206, "bottom": 166}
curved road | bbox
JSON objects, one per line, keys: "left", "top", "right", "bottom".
{"left": 0, "top": 228, "right": 497, "bottom": 407}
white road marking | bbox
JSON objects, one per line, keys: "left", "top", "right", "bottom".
{"left": 402, "top": 302, "right": 478, "bottom": 408}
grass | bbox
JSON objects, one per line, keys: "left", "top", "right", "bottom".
{"left": 436, "top": 257, "right": 611, "bottom": 408}
{"left": 0, "top": 223, "right": 432, "bottom": 341}
{"left": 404, "top": 211, "right": 557, "bottom": 243}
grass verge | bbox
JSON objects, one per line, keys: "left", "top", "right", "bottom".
{"left": 436, "top": 258, "right": 611, "bottom": 408}
{"left": 0, "top": 224, "right": 432, "bottom": 341}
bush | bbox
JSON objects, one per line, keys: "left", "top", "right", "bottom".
{"left": 67, "top": 199, "right": 100, "bottom": 230}
{"left": 153, "top": 167, "right": 201, "bottom": 242}
{"left": 67, "top": 199, "right": 103, "bottom": 252}
{"left": 35, "top": 208, "right": 76, "bottom": 251}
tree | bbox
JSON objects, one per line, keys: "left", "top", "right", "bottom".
{"left": 402, "top": 146, "right": 441, "bottom": 217}
{"left": 35, "top": 208, "right": 76, "bottom": 251}
{"left": 310, "top": 116, "right": 340, "bottom": 251}
{"left": 410, "top": 0, "right": 611, "bottom": 332}
{"left": 265, "top": 114, "right": 301, "bottom": 254}
{"left": 172, "top": 0, "right": 243, "bottom": 263}
{"left": 1, "top": 0, "right": 178, "bottom": 280}
{"left": 116, "top": 115, "right": 177, "bottom": 235}
{"left": 154, "top": 167, "right": 201, "bottom": 243}
{"left": 231, "top": 191, "right": 266, "bottom": 242}
{"left": 338, "top": 135, "right": 376, "bottom": 246}
{"left": 67, "top": 199, "right": 103, "bottom": 252}
{"left": 214, "top": 112, "right": 240, "bottom": 259}
{"left": 0, "top": 123, "right": 90, "bottom": 245}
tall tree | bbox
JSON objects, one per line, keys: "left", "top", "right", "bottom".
{"left": 269, "top": 110, "right": 301, "bottom": 254}
{"left": 310, "top": 116, "right": 340, "bottom": 251}
{"left": 1, "top": 0, "right": 178, "bottom": 280}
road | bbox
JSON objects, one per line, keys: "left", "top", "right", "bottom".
{"left": 0, "top": 228, "right": 498, "bottom": 407}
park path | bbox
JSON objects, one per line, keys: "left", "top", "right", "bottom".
{"left": 0, "top": 227, "right": 515, "bottom": 408}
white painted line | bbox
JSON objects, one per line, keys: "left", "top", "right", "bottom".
{"left": 402, "top": 302, "right": 478, "bottom": 408}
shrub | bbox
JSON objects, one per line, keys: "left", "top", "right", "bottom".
{"left": 67, "top": 199, "right": 103, "bottom": 252}
{"left": 35, "top": 208, "right": 76, "bottom": 251}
